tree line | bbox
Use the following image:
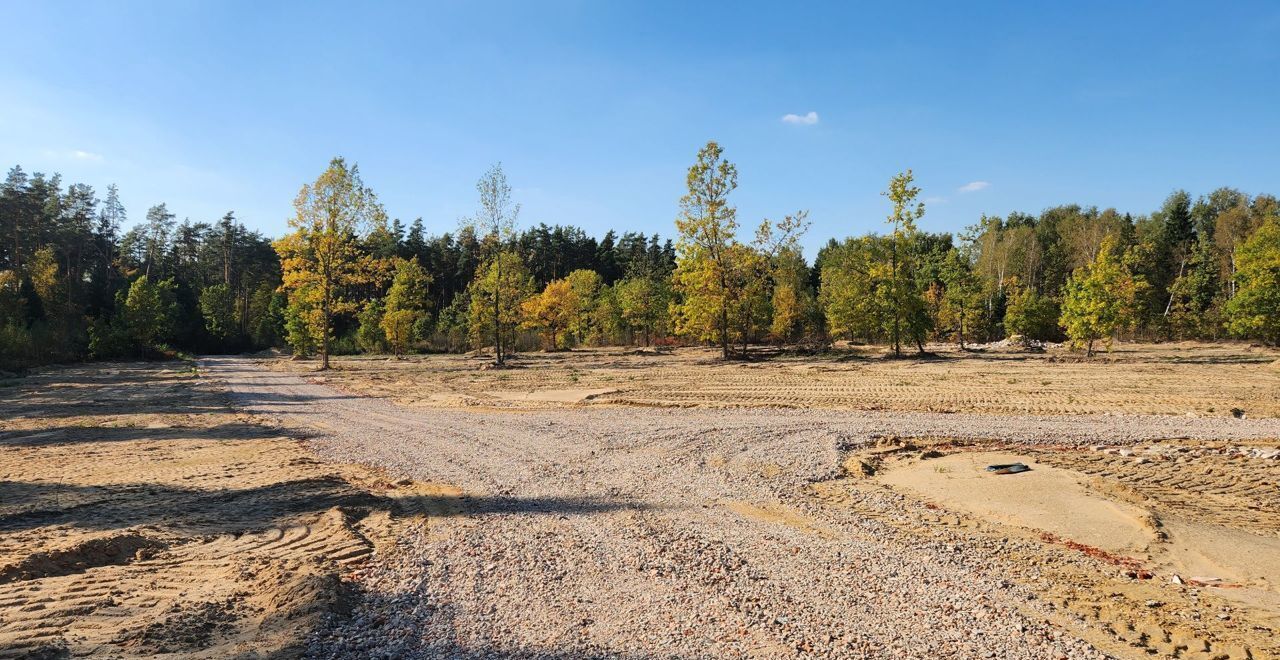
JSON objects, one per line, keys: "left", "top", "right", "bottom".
{"left": 2, "top": 143, "right": 1278, "bottom": 370}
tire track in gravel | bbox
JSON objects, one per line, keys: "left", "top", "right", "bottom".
{"left": 203, "top": 357, "right": 1280, "bottom": 659}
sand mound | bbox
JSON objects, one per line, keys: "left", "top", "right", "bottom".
{"left": 878, "top": 451, "right": 1159, "bottom": 553}
{"left": 0, "top": 531, "right": 165, "bottom": 584}
{"left": 0, "top": 362, "right": 420, "bottom": 659}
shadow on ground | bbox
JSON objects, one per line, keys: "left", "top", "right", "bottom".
{"left": 0, "top": 478, "right": 640, "bottom": 534}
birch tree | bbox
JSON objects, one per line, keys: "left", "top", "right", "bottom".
{"left": 883, "top": 170, "right": 929, "bottom": 356}
{"left": 461, "top": 164, "right": 520, "bottom": 364}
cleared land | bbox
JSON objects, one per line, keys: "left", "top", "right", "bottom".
{"left": 0, "top": 364, "right": 442, "bottom": 658}
{"left": 3, "top": 343, "right": 1279, "bottom": 658}
{"left": 273, "top": 341, "right": 1280, "bottom": 418}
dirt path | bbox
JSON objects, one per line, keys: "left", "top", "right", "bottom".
{"left": 205, "top": 357, "right": 1280, "bottom": 659}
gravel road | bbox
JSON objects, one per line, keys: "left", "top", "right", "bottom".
{"left": 202, "top": 357, "right": 1280, "bottom": 659}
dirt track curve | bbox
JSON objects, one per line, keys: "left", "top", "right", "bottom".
{"left": 204, "top": 356, "right": 1280, "bottom": 659}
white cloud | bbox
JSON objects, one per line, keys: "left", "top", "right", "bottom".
{"left": 781, "top": 111, "right": 819, "bottom": 125}
{"left": 957, "top": 180, "right": 990, "bottom": 193}
{"left": 72, "top": 150, "right": 103, "bottom": 162}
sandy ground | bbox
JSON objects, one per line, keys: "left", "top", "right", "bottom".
{"left": 4, "top": 344, "right": 1279, "bottom": 659}
{"left": 273, "top": 342, "right": 1280, "bottom": 418}
{"left": 879, "top": 451, "right": 1161, "bottom": 554}
{"left": 0, "top": 363, "right": 437, "bottom": 658}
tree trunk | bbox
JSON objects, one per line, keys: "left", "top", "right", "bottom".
{"left": 1229, "top": 254, "right": 1237, "bottom": 298}
{"left": 891, "top": 235, "right": 901, "bottom": 357}
{"left": 321, "top": 306, "right": 330, "bottom": 369}
{"left": 720, "top": 306, "right": 729, "bottom": 360}
{"left": 494, "top": 252, "right": 503, "bottom": 365}
{"left": 1164, "top": 257, "right": 1186, "bottom": 317}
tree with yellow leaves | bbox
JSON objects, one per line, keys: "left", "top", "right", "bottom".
{"left": 522, "top": 277, "right": 577, "bottom": 349}
{"left": 521, "top": 269, "right": 601, "bottom": 349}
{"left": 274, "top": 157, "right": 381, "bottom": 369}
{"left": 672, "top": 141, "right": 740, "bottom": 359}
{"left": 755, "top": 211, "right": 812, "bottom": 343}
{"left": 672, "top": 143, "right": 808, "bottom": 357}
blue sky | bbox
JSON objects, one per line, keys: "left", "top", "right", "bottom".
{"left": 3, "top": 1, "right": 1278, "bottom": 256}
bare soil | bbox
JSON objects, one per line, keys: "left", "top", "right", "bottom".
{"left": 276, "top": 341, "right": 1280, "bottom": 418}
{"left": 0, "top": 363, "right": 434, "bottom": 658}
{"left": 4, "top": 343, "right": 1279, "bottom": 659}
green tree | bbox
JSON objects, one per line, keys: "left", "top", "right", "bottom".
{"left": 882, "top": 170, "right": 930, "bottom": 356}
{"left": 199, "top": 283, "right": 236, "bottom": 341}
{"left": 284, "top": 292, "right": 317, "bottom": 357}
{"left": 436, "top": 291, "right": 471, "bottom": 353}
{"left": 820, "top": 236, "right": 891, "bottom": 344}
{"left": 381, "top": 257, "right": 432, "bottom": 356}
{"left": 141, "top": 204, "right": 176, "bottom": 279}
{"left": 939, "top": 250, "right": 984, "bottom": 349}
{"left": 592, "top": 284, "right": 624, "bottom": 345}
{"left": 616, "top": 275, "right": 671, "bottom": 346}
{"left": 356, "top": 299, "right": 386, "bottom": 353}
{"left": 122, "top": 276, "right": 178, "bottom": 353}
{"left": 461, "top": 164, "right": 520, "bottom": 364}
{"left": 248, "top": 282, "right": 285, "bottom": 347}
{"left": 1157, "top": 190, "right": 1194, "bottom": 320}
{"left": 1003, "top": 287, "right": 1059, "bottom": 345}
{"left": 467, "top": 251, "right": 533, "bottom": 356}
{"left": 1059, "top": 238, "right": 1143, "bottom": 356}
{"left": 1225, "top": 215, "right": 1280, "bottom": 344}
{"left": 1167, "top": 237, "right": 1221, "bottom": 339}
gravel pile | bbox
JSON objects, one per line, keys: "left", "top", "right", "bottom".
{"left": 201, "top": 357, "right": 1280, "bottom": 659}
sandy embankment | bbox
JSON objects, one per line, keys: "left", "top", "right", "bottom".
{"left": 0, "top": 363, "right": 434, "bottom": 658}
